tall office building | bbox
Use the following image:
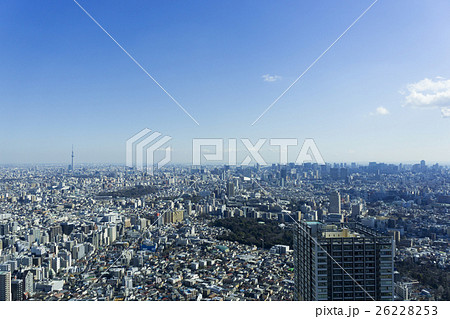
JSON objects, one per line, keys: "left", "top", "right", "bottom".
{"left": 51, "top": 257, "right": 61, "bottom": 273}
{"left": 23, "top": 271, "right": 34, "bottom": 296}
{"left": 293, "top": 221, "right": 394, "bottom": 301}
{"left": 0, "top": 271, "right": 11, "bottom": 301}
{"left": 163, "top": 210, "right": 184, "bottom": 224}
{"left": 329, "top": 191, "right": 341, "bottom": 214}
{"left": 72, "top": 244, "right": 85, "bottom": 260}
{"left": 11, "top": 279, "right": 23, "bottom": 301}
{"left": 330, "top": 167, "right": 340, "bottom": 180}
{"left": 340, "top": 168, "right": 348, "bottom": 181}
{"left": 226, "top": 181, "right": 235, "bottom": 197}
{"left": 351, "top": 203, "right": 363, "bottom": 219}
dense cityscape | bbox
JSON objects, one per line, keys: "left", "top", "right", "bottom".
{"left": 0, "top": 161, "right": 448, "bottom": 301}
{"left": 2, "top": 2, "right": 450, "bottom": 319}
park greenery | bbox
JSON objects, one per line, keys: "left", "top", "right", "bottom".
{"left": 211, "top": 217, "right": 293, "bottom": 249}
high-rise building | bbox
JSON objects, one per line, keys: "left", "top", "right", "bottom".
{"left": 72, "top": 244, "right": 85, "bottom": 260}
{"left": 59, "top": 250, "right": 72, "bottom": 268}
{"left": 0, "top": 271, "right": 11, "bottom": 301}
{"left": 163, "top": 210, "right": 184, "bottom": 224}
{"left": 51, "top": 257, "right": 61, "bottom": 273}
{"left": 351, "top": 203, "right": 363, "bottom": 218}
{"left": 293, "top": 221, "right": 394, "bottom": 301}
{"left": 340, "top": 168, "right": 348, "bottom": 181}
{"left": 49, "top": 225, "right": 62, "bottom": 242}
{"left": 60, "top": 222, "right": 75, "bottom": 236}
{"left": 11, "top": 279, "right": 23, "bottom": 301}
{"left": 226, "top": 181, "right": 235, "bottom": 197}
{"left": 330, "top": 168, "right": 340, "bottom": 180}
{"left": 107, "top": 225, "right": 117, "bottom": 243}
{"left": 185, "top": 200, "right": 192, "bottom": 215}
{"left": 329, "top": 191, "right": 341, "bottom": 214}
{"left": 23, "top": 271, "right": 34, "bottom": 296}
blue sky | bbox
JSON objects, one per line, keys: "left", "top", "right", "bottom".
{"left": 1, "top": 0, "right": 450, "bottom": 165}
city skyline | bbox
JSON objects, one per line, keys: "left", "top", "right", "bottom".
{"left": 1, "top": 0, "right": 450, "bottom": 165}
{"left": 1, "top": 160, "right": 449, "bottom": 301}
{"left": 1, "top": 0, "right": 450, "bottom": 310}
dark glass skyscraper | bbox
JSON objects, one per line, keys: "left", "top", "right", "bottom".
{"left": 0, "top": 271, "right": 11, "bottom": 301}
{"left": 294, "top": 221, "right": 394, "bottom": 301}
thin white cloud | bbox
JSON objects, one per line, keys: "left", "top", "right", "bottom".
{"left": 402, "top": 77, "right": 450, "bottom": 118}
{"left": 370, "top": 106, "right": 390, "bottom": 116}
{"left": 262, "top": 74, "right": 282, "bottom": 82}
{"left": 442, "top": 107, "right": 450, "bottom": 118}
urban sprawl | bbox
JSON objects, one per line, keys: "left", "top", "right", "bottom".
{"left": 0, "top": 161, "right": 449, "bottom": 301}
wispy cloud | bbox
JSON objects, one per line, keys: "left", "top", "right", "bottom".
{"left": 401, "top": 77, "right": 450, "bottom": 118}
{"left": 370, "top": 106, "right": 390, "bottom": 116}
{"left": 262, "top": 74, "right": 282, "bottom": 82}
{"left": 442, "top": 107, "right": 450, "bottom": 118}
